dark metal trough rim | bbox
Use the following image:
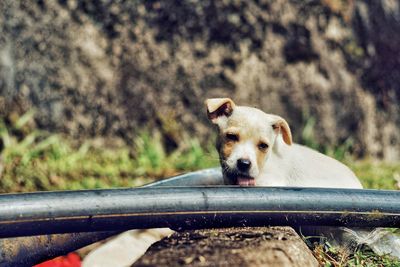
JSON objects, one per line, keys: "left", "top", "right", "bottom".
{"left": 0, "top": 185, "right": 399, "bottom": 238}
{"left": 0, "top": 167, "right": 224, "bottom": 266}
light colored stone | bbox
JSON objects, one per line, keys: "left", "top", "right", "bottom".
{"left": 82, "top": 228, "right": 173, "bottom": 267}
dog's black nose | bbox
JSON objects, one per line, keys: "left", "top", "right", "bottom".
{"left": 237, "top": 158, "right": 251, "bottom": 172}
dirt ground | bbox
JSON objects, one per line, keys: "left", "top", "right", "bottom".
{"left": 132, "top": 227, "right": 318, "bottom": 267}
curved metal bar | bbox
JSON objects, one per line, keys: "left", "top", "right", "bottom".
{"left": 0, "top": 186, "right": 399, "bottom": 238}
{"left": 143, "top": 167, "right": 223, "bottom": 187}
{"left": 0, "top": 231, "right": 118, "bottom": 266}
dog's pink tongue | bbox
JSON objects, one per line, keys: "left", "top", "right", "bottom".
{"left": 237, "top": 177, "right": 255, "bottom": 186}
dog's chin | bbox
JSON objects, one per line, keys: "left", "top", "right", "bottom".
{"left": 224, "top": 171, "right": 256, "bottom": 186}
{"left": 236, "top": 176, "right": 256, "bottom": 186}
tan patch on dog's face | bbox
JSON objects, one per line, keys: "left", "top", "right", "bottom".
{"left": 255, "top": 139, "right": 269, "bottom": 171}
{"left": 220, "top": 128, "right": 240, "bottom": 161}
{"left": 221, "top": 139, "right": 234, "bottom": 160}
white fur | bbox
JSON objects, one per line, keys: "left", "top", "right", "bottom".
{"left": 258, "top": 137, "right": 362, "bottom": 188}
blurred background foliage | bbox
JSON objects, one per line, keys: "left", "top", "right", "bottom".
{"left": 0, "top": 111, "right": 218, "bottom": 192}
{"left": 1, "top": 0, "right": 400, "bottom": 161}
{"left": 1, "top": 110, "right": 398, "bottom": 194}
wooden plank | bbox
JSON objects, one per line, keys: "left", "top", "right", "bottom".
{"left": 132, "top": 227, "right": 319, "bottom": 267}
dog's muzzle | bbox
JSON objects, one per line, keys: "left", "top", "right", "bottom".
{"left": 222, "top": 160, "right": 256, "bottom": 186}
{"left": 223, "top": 169, "right": 256, "bottom": 186}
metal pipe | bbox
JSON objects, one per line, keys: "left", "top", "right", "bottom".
{"left": 0, "top": 186, "right": 400, "bottom": 238}
{"left": 0, "top": 168, "right": 223, "bottom": 266}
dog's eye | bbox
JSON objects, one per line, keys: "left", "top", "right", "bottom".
{"left": 225, "top": 133, "right": 239, "bottom": 142}
{"left": 258, "top": 142, "right": 268, "bottom": 151}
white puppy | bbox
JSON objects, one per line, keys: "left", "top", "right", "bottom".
{"left": 205, "top": 97, "right": 363, "bottom": 189}
{"left": 206, "top": 98, "right": 400, "bottom": 259}
{"left": 85, "top": 98, "right": 365, "bottom": 266}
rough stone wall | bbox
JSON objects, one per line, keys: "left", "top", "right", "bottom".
{"left": 0, "top": 0, "right": 399, "bottom": 160}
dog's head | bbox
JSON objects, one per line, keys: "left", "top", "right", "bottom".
{"left": 205, "top": 98, "right": 292, "bottom": 186}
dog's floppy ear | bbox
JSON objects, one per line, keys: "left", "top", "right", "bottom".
{"left": 272, "top": 117, "right": 292, "bottom": 145}
{"left": 205, "top": 98, "right": 236, "bottom": 123}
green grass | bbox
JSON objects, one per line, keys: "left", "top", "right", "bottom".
{"left": 1, "top": 113, "right": 400, "bottom": 266}
{"left": 0, "top": 113, "right": 218, "bottom": 192}
{"left": 314, "top": 243, "right": 400, "bottom": 267}
{"left": 350, "top": 160, "right": 400, "bottom": 190}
